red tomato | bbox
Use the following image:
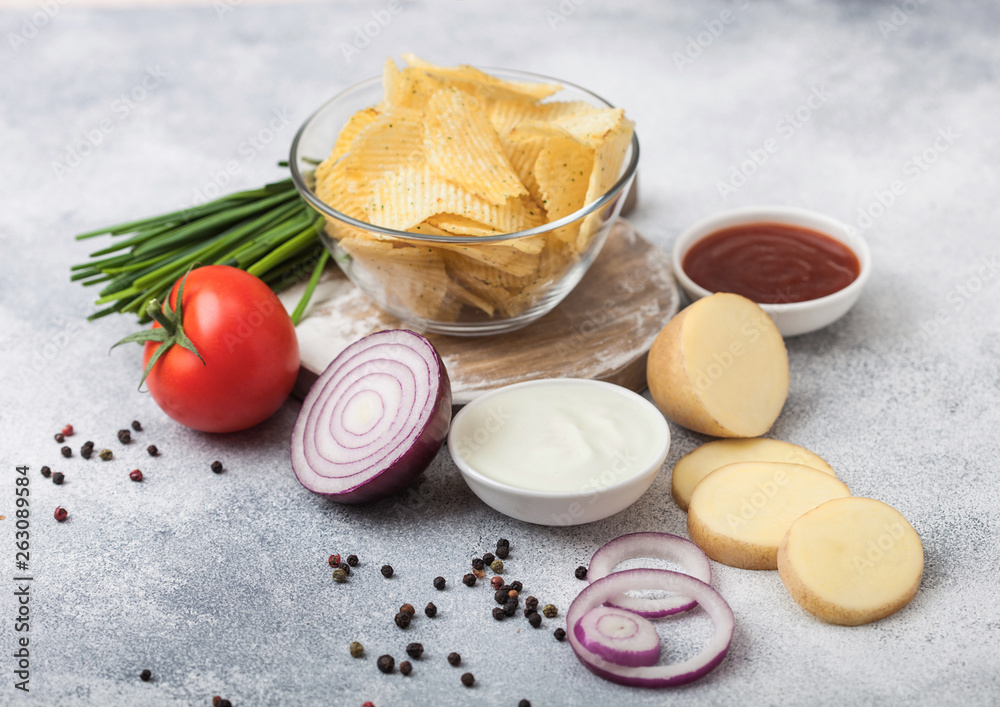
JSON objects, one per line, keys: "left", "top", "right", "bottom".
{"left": 142, "top": 266, "right": 299, "bottom": 433}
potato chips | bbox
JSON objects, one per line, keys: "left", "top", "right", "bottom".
{"left": 313, "top": 56, "right": 635, "bottom": 323}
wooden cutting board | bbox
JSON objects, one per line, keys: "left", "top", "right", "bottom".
{"left": 280, "top": 218, "right": 679, "bottom": 405}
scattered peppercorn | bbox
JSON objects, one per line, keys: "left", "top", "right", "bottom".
{"left": 496, "top": 538, "right": 510, "bottom": 558}
{"left": 129, "top": 469, "right": 143, "bottom": 482}
{"left": 575, "top": 565, "right": 588, "bottom": 580}
{"left": 447, "top": 652, "right": 461, "bottom": 666}
{"left": 332, "top": 568, "right": 348, "bottom": 583}
{"left": 118, "top": 429, "right": 131, "bottom": 444}
{"left": 55, "top": 433, "right": 65, "bottom": 443}
{"left": 542, "top": 604, "right": 558, "bottom": 618}
{"left": 218, "top": 699, "right": 232, "bottom": 707}
{"left": 82, "top": 440, "right": 94, "bottom": 450}
{"left": 210, "top": 460, "right": 223, "bottom": 474}
{"left": 338, "top": 562, "right": 351, "bottom": 576}
{"left": 52, "top": 472, "right": 65, "bottom": 485}
{"left": 492, "top": 607, "right": 505, "bottom": 621}
{"left": 329, "top": 554, "right": 341, "bottom": 567}
{"left": 482, "top": 552, "right": 495, "bottom": 565}
{"left": 212, "top": 697, "right": 221, "bottom": 707}
{"left": 519, "top": 701, "right": 532, "bottom": 707}
{"left": 503, "top": 598, "right": 518, "bottom": 617}
{"left": 490, "top": 559, "right": 504, "bottom": 573}
{"left": 139, "top": 669, "right": 151, "bottom": 682}
{"left": 553, "top": 628, "right": 567, "bottom": 642}
{"left": 524, "top": 608, "right": 537, "bottom": 619}
{"left": 472, "top": 556, "right": 485, "bottom": 571}
{"left": 81, "top": 446, "right": 93, "bottom": 459}
{"left": 381, "top": 565, "right": 394, "bottom": 578}
{"left": 461, "top": 672, "right": 475, "bottom": 687}
{"left": 528, "top": 613, "right": 542, "bottom": 628}
{"left": 349, "top": 641, "right": 364, "bottom": 658}
{"left": 472, "top": 568, "right": 485, "bottom": 579}
{"left": 54, "top": 506, "right": 68, "bottom": 522}
{"left": 62, "top": 424, "right": 74, "bottom": 436}
{"left": 394, "top": 612, "right": 411, "bottom": 629}
{"left": 131, "top": 420, "right": 142, "bottom": 431}
{"left": 40, "top": 466, "right": 51, "bottom": 478}
{"left": 405, "top": 642, "right": 424, "bottom": 659}
{"left": 510, "top": 581, "right": 523, "bottom": 592}
{"left": 347, "top": 554, "right": 359, "bottom": 567}
{"left": 424, "top": 602, "right": 437, "bottom": 618}
{"left": 376, "top": 655, "right": 395, "bottom": 674}
{"left": 525, "top": 596, "right": 538, "bottom": 610}
{"left": 147, "top": 445, "right": 158, "bottom": 457}
{"left": 433, "top": 576, "right": 446, "bottom": 590}
{"left": 60, "top": 446, "right": 71, "bottom": 458}
{"left": 462, "top": 573, "right": 476, "bottom": 587}
{"left": 490, "top": 576, "right": 504, "bottom": 590}
{"left": 399, "top": 660, "right": 412, "bottom": 676}
{"left": 99, "top": 448, "right": 113, "bottom": 461}
{"left": 494, "top": 589, "right": 507, "bottom": 605}
{"left": 399, "top": 603, "right": 415, "bottom": 617}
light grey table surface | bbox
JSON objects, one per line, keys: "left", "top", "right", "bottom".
{"left": 2, "top": 1, "right": 999, "bottom": 705}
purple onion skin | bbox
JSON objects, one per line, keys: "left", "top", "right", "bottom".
{"left": 291, "top": 332, "right": 452, "bottom": 504}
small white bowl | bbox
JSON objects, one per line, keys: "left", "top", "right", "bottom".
{"left": 448, "top": 379, "right": 670, "bottom": 526}
{"left": 672, "top": 206, "right": 871, "bottom": 337}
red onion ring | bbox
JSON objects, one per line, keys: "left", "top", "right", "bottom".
{"left": 567, "top": 568, "right": 734, "bottom": 687}
{"left": 575, "top": 605, "right": 661, "bottom": 667}
{"left": 588, "top": 532, "right": 712, "bottom": 617}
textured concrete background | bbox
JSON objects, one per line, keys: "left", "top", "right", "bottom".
{"left": 2, "top": 0, "right": 999, "bottom": 705}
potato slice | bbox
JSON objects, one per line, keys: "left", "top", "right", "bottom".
{"left": 647, "top": 293, "right": 788, "bottom": 437}
{"left": 687, "top": 462, "right": 850, "bottom": 570}
{"left": 672, "top": 439, "right": 837, "bottom": 512}
{"left": 778, "top": 497, "right": 923, "bottom": 625}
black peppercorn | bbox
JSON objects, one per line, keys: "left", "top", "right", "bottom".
{"left": 82, "top": 440, "right": 94, "bottom": 449}
{"left": 528, "top": 612, "right": 542, "bottom": 628}
{"left": 81, "top": 446, "right": 93, "bottom": 459}
{"left": 394, "top": 612, "right": 411, "bottom": 629}
{"left": 118, "top": 429, "right": 131, "bottom": 444}
{"left": 218, "top": 700, "right": 232, "bottom": 707}
{"left": 55, "top": 433, "right": 65, "bottom": 443}
{"left": 147, "top": 445, "right": 158, "bottom": 457}
{"left": 492, "top": 607, "right": 505, "bottom": 621}
{"left": 338, "top": 562, "right": 351, "bottom": 576}
{"left": 524, "top": 608, "right": 537, "bottom": 619}
{"left": 553, "top": 627, "right": 567, "bottom": 641}
{"left": 510, "top": 581, "right": 523, "bottom": 592}
{"left": 433, "top": 576, "right": 446, "bottom": 590}
{"left": 131, "top": 420, "right": 142, "bottom": 431}
{"left": 210, "top": 460, "right": 223, "bottom": 474}
{"left": 60, "top": 446, "right": 71, "bottom": 458}
{"left": 139, "top": 669, "right": 151, "bottom": 682}
{"left": 52, "top": 472, "right": 65, "bottom": 485}
{"left": 447, "top": 652, "right": 461, "bottom": 666}
{"left": 503, "top": 598, "right": 518, "bottom": 616}
{"left": 575, "top": 565, "right": 588, "bottom": 580}
{"left": 424, "top": 602, "right": 437, "bottom": 618}
{"left": 519, "top": 701, "right": 532, "bottom": 707}
{"left": 405, "top": 642, "right": 424, "bottom": 659}
{"left": 399, "top": 603, "right": 415, "bottom": 616}
{"left": 347, "top": 554, "right": 359, "bottom": 567}
{"left": 495, "top": 538, "right": 510, "bottom": 559}
{"left": 482, "top": 552, "right": 495, "bottom": 565}
{"left": 462, "top": 573, "right": 476, "bottom": 587}
{"left": 495, "top": 588, "right": 508, "bottom": 604}
{"left": 40, "top": 466, "right": 51, "bottom": 478}
{"left": 399, "top": 660, "right": 412, "bottom": 676}
{"left": 472, "top": 557, "right": 485, "bottom": 571}
{"left": 381, "top": 564, "right": 394, "bottom": 578}
{"left": 525, "top": 596, "right": 539, "bottom": 610}
{"left": 461, "top": 672, "right": 475, "bottom": 687}
{"left": 377, "top": 654, "right": 395, "bottom": 674}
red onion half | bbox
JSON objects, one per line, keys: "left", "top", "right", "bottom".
{"left": 291, "top": 330, "right": 452, "bottom": 503}
{"left": 575, "top": 606, "right": 661, "bottom": 667}
{"left": 588, "top": 532, "right": 712, "bottom": 618}
{"left": 567, "top": 568, "right": 734, "bottom": 688}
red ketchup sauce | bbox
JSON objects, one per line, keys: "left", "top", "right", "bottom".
{"left": 682, "top": 223, "right": 860, "bottom": 304}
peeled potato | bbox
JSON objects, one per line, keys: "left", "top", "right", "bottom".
{"left": 646, "top": 293, "right": 788, "bottom": 437}
{"left": 687, "top": 462, "right": 850, "bottom": 570}
{"left": 672, "top": 438, "right": 837, "bottom": 512}
{"left": 778, "top": 497, "right": 923, "bottom": 626}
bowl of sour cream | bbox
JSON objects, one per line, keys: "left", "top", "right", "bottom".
{"left": 448, "top": 379, "right": 671, "bottom": 526}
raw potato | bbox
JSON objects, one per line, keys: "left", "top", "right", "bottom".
{"left": 687, "top": 462, "right": 850, "bottom": 570}
{"left": 778, "top": 497, "right": 923, "bottom": 626}
{"left": 672, "top": 439, "right": 837, "bottom": 512}
{"left": 646, "top": 293, "right": 788, "bottom": 437}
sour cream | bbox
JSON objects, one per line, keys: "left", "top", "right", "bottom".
{"left": 449, "top": 379, "right": 670, "bottom": 494}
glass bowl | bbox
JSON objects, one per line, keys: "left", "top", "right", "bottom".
{"left": 289, "top": 68, "right": 639, "bottom": 336}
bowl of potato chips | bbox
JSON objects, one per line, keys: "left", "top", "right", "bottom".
{"left": 290, "top": 55, "right": 639, "bottom": 335}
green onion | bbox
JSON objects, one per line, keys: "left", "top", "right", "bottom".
{"left": 71, "top": 172, "right": 330, "bottom": 322}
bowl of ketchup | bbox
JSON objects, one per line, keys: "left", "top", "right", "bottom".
{"left": 672, "top": 206, "right": 871, "bottom": 336}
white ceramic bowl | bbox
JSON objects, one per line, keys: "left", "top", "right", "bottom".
{"left": 672, "top": 206, "right": 871, "bottom": 337}
{"left": 448, "top": 379, "right": 670, "bottom": 526}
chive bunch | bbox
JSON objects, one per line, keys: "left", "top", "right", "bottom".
{"left": 71, "top": 174, "right": 330, "bottom": 325}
